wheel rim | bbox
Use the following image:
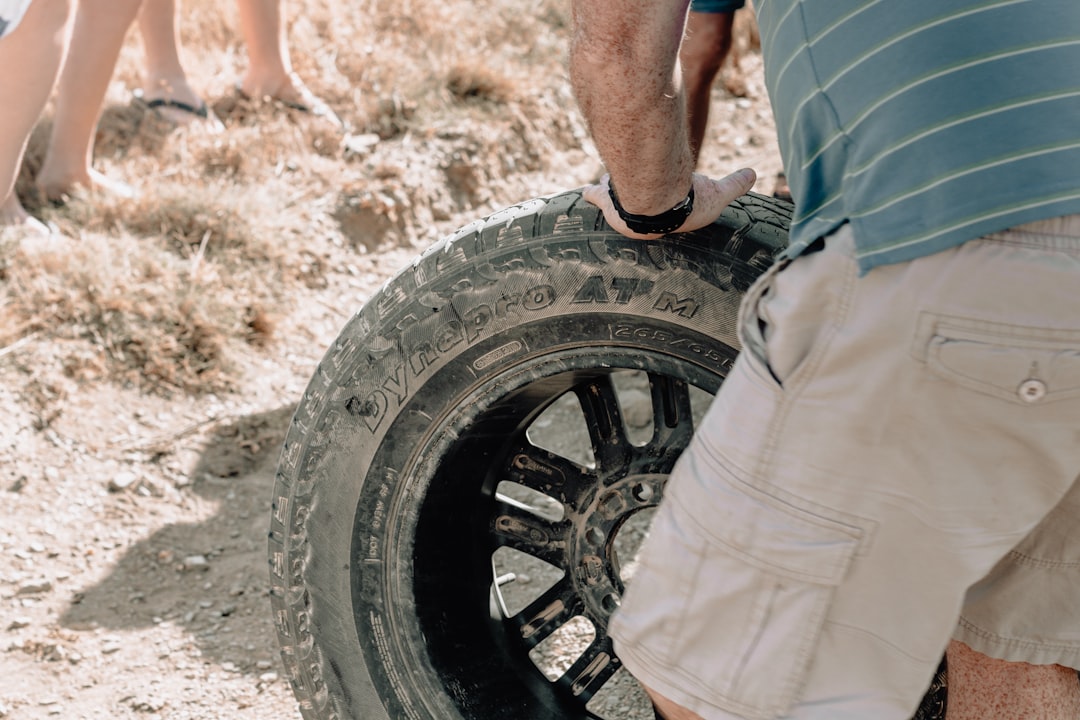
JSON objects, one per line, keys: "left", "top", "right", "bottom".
{"left": 403, "top": 348, "right": 727, "bottom": 719}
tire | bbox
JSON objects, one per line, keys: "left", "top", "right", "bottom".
{"left": 267, "top": 188, "right": 789, "bottom": 720}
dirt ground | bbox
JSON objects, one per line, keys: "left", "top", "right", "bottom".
{"left": 0, "top": 3, "right": 781, "bottom": 717}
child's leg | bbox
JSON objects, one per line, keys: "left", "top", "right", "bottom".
{"left": 0, "top": 0, "right": 75, "bottom": 230}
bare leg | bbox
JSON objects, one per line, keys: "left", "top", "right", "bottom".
{"left": 136, "top": 0, "right": 218, "bottom": 126}
{"left": 0, "top": 0, "right": 75, "bottom": 232}
{"left": 644, "top": 643, "right": 1080, "bottom": 720}
{"left": 37, "top": 0, "right": 144, "bottom": 202}
{"left": 236, "top": 0, "right": 292, "bottom": 98}
{"left": 945, "top": 640, "right": 1080, "bottom": 720}
{"left": 235, "top": 0, "right": 340, "bottom": 125}
{"left": 647, "top": 687, "right": 705, "bottom": 720}
{"left": 679, "top": 10, "right": 735, "bottom": 165}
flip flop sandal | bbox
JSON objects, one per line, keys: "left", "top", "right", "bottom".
{"left": 235, "top": 82, "right": 344, "bottom": 130}
{"left": 132, "top": 88, "right": 215, "bottom": 122}
{"left": 144, "top": 97, "right": 210, "bottom": 120}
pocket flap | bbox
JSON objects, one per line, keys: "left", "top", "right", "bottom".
{"left": 915, "top": 314, "right": 1080, "bottom": 404}
{"left": 673, "top": 463, "right": 864, "bottom": 585}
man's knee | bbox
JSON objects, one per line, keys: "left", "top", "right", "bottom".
{"left": 946, "top": 640, "right": 1080, "bottom": 720}
{"left": 646, "top": 685, "right": 708, "bottom": 720}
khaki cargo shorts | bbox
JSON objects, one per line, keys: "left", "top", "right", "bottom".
{"left": 609, "top": 216, "right": 1080, "bottom": 720}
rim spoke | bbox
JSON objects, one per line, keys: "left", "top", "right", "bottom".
{"left": 491, "top": 497, "right": 573, "bottom": 568}
{"left": 645, "top": 373, "right": 696, "bottom": 468}
{"left": 558, "top": 635, "right": 621, "bottom": 704}
{"left": 509, "top": 577, "right": 584, "bottom": 649}
{"left": 507, "top": 444, "right": 599, "bottom": 514}
{"left": 574, "top": 375, "right": 632, "bottom": 474}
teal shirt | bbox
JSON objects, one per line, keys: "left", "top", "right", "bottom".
{"left": 755, "top": 0, "right": 1080, "bottom": 273}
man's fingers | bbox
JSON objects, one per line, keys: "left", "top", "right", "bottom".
{"left": 680, "top": 168, "right": 756, "bottom": 235}
{"left": 700, "top": 167, "right": 757, "bottom": 212}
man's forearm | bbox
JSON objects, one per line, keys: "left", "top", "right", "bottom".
{"left": 569, "top": 0, "right": 695, "bottom": 215}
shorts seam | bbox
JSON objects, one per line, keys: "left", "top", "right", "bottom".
{"left": 827, "top": 621, "right": 930, "bottom": 663}
{"left": 957, "top": 617, "right": 1080, "bottom": 652}
{"left": 979, "top": 235, "right": 1080, "bottom": 251}
{"left": 758, "top": 246, "right": 858, "bottom": 482}
{"left": 1006, "top": 550, "right": 1080, "bottom": 570}
{"left": 617, "top": 642, "right": 775, "bottom": 720}
{"left": 665, "top": 531, "right": 712, "bottom": 665}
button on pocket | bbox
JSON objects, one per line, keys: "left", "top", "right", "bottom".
{"left": 1018, "top": 378, "right": 1048, "bottom": 403}
{"left": 916, "top": 314, "right": 1080, "bottom": 405}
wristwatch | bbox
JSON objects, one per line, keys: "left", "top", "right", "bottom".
{"left": 608, "top": 180, "right": 695, "bottom": 235}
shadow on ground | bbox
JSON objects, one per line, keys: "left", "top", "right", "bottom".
{"left": 60, "top": 404, "right": 296, "bottom": 676}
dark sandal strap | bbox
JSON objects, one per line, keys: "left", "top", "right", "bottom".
{"left": 144, "top": 97, "right": 209, "bottom": 119}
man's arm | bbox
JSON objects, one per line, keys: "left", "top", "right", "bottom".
{"left": 569, "top": 0, "right": 755, "bottom": 238}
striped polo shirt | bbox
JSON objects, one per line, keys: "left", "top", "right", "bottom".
{"left": 755, "top": 0, "right": 1080, "bottom": 273}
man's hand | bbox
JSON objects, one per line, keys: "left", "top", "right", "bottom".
{"left": 583, "top": 168, "right": 757, "bottom": 239}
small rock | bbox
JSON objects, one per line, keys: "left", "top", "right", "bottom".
{"left": 129, "top": 696, "right": 165, "bottom": 712}
{"left": 343, "top": 133, "right": 381, "bottom": 156}
{"left": 108, "top": 472, "right": 138, "bottom": 492}
{"left": 255, "top": 660, "right": 273, "bottom": 670}
{"left": 42, "top": 643, "right": 66, "bottom": 662}
{"left": 182, "top": 555, "right": 209, "bottom": 572}
{"left": 258, "top": 672, "right": 279, "bottom": 684}
{"left": 7, "top": 617, "right": 31, "bottom": 630}
{"left": 17, "top": 579, "right": 53, "bottom": 595}
{"left": 141, "top": 477, "right": 167, "bottom": 497}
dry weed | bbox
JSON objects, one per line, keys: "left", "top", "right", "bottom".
{"left": 2, "top": 0, "right": 590, "bottom": 396}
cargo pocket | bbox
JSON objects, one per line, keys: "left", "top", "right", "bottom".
{"left": 916, "top": 314, "right": 1080, "bottom": 405}
{"left": 661, "top": 470, "right": 863, "bottom": 720}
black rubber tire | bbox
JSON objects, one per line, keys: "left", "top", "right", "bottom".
{"left": 268, "top": 188, "right": 791, "bottom": 720}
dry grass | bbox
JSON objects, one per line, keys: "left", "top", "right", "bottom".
{"left": 3, "top": 0, "right": 590, "bottom": 396}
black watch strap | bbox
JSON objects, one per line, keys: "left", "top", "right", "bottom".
{"left": 608, "top": 180, "right": 695, "bottom": 235}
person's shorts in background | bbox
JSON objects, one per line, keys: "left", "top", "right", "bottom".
{"left": 690, "top": 0, "right": 745, "bottom": 14}
{"left": 610, "top": 216, "right": 1080, "bottom": 720}
{"left": 0, "top": 0, "right": 32, "bottom": 38}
